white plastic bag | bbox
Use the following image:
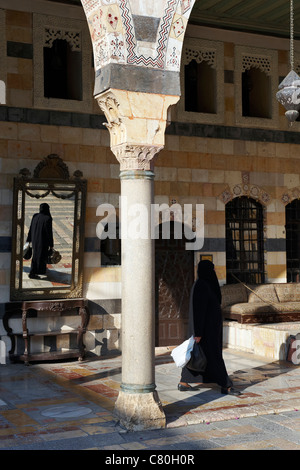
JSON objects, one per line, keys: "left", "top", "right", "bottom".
{"left": 171, "top": 335, "right": 195, "bottom": 368}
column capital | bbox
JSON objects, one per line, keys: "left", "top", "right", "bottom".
{"left": 112, "top": 143, "right": 162, "bottom": 171}
{"left": 95, "top": 89, "right": 179, "bottom": 168}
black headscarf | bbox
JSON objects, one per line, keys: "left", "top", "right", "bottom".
{"left": 197, "top": 260, "right": 222, "bottom": 304}
{"left": 39, "top": 203, "right": 51, "bottom": 217}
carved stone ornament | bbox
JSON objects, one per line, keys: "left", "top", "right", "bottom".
{"left": 96, "top": 93, "right": 126, "bottom": 148}
{"left": 112, "top": 144, "right": 163, "bottom": 171}
{"left": 98, "top": 95, "right": 122, "bottom": 128}
{"left": 44, "top": 28, "right": 81, "bottom": 52}
{"left": 281, "top": 187, "right": 300, "bottom": 205}
{"left": 219, "top": 182, "right": 271, "bottom": 206}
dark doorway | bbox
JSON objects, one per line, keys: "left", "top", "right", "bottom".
{"left": 286, "top": 199, "right": 300, "bottom": 282}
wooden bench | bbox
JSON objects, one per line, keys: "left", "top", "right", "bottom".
{"left": 221, "top": 283, "right": 300, "bottom": 324}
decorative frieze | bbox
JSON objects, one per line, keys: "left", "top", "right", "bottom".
{"left": 241, "top": 55, "right": 272, "bottom": 75}
{"left": 44, "top": 28, "right": 82, "bottom": 51}
{"left": 183, "top": 47, "right": 216, "bottom": 68}
{"left": 219, "top": 180, "right": 272, "bottom": 206}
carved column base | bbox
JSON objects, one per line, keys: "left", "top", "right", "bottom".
{"left": 114, "top": 390, "right": 166, "bottom": 431}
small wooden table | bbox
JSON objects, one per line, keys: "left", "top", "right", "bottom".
{"left": 4, "top": 298, "right": 89, "bottom": 365}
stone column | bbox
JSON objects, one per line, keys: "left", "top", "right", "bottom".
{"left": 116, "top": 165, "right": 162, "bottom": 431}
{"left": 96, "top": 89, "right": 178, "bottom": 430}
{"left": 81, "top": 0, "right": 196, "bottom": 430}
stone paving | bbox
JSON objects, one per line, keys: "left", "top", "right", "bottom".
{"left": 1, "top": 347, "right": 300, "bottom": 451}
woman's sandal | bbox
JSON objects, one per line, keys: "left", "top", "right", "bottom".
{"left": 221, "top": 387, "right": 242, "bottom": 396}
{"left": 177, "top": 383, "right": 202, "bottom": 391}
{"left": 177, "top": 383, "right": 192, "bottom": 391}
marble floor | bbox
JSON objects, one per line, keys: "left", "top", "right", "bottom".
{"left": 1, "top": 348, "right": 300, "bottom": 450}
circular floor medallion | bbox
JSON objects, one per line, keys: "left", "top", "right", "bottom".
{"left": 41, "top": 404, "right": 92, "bottom": 419}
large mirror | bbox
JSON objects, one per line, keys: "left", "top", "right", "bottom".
{"left": 10, "top": 155, "right": 87, "bottom": 300}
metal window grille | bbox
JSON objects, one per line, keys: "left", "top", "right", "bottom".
{"left": 286, "top": 199, "right": 300, "bottom": 282}
{"left": 226, "top": 197, "right": 265, "bottom": 284}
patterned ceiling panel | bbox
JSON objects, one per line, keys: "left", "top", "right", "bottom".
{"left": 190, "top": 0, "right": 300, "bottom": 38}
{"left": 46, "top": 1, "right": 300, "bottom": 38}
{"left": 47, "top": 0, "right": 82, "bottom": 5}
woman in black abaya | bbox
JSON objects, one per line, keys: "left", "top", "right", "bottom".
{"left": 178, "top": 260, "right": 241, "bottom": 396}
{"left": 26, "top": 203, "right": 54, "bottom": 279}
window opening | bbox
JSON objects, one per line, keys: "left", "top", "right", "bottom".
{"left": 44, "top": 38, "right": 82, "bottom": 100}
{"left": 242, "top": 67, "right": 271, "bottom": 118}
{"left": 185, "top": 59, "right": 216, "bottom": 114}
{"left": 286, "top": 199, "right": 300, "bottom": 282}
{"left": 226, "top": 197, "right": 265, "bottom": 284}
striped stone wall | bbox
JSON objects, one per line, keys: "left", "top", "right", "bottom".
{"left": 1, "top": 5, "right": 300, "bottom": 356}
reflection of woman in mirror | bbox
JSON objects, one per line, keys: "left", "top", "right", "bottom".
{"left": 26, "top": 203, "right": 54, "bottom": 279}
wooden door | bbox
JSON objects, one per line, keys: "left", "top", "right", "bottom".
{"left": 155, "top": 223, "right": 194, "bottom": 346}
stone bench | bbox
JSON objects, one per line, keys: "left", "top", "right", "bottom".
{"left": 221, "top": 283, "right": 300, "bottom": 324}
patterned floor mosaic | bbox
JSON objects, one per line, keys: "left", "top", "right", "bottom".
{"left": 1, "top": 348, "right": 300, "bottom": 450}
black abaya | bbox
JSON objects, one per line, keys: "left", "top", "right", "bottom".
{"left": 27, "top": 204, "right": 54, "bottom": 275}
{"left": 180, "top": 261, "right": 232, "bottom": 389}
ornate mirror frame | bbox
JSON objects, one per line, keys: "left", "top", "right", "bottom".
{"left": 10, "top": 154, "right": 87, "bottom": 301}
